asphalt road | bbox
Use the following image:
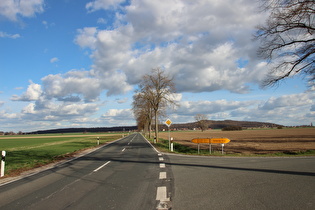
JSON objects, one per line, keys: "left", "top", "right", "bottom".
{"left": 166, "top": 154, "right": 315, "bottom": 210}
{"left": 1, "top": 133, "right": 314, "bottom": 210}
{"left": 0, "top": 133, "right": 162, "bottom": 210}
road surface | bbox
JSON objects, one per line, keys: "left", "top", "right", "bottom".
{"left": 1, "top": 133, "right": 314, "bottom": 210}
{"left": 166, "top": 154, "right": 315, "bottom": 209}
{"left": 0, "top": 133, "right": 165, "bottom": 210}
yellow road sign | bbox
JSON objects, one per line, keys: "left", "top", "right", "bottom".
{"left": 191, "top": 138, "right": 230, "bottom": 144}
{"left": 210, "top": 138, "right": 230, "bottom": 144}
{"left": 191, "top": 138, "right": 211, "bottom": 144}
{"left": 165, "top": 119, "right": 172, "bottom": 127}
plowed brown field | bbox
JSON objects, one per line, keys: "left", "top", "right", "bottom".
{"left": 159, "top": 127, "right": 315, "bottom": 155}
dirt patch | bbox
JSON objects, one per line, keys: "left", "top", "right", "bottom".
{"left": 159, "top": 128, "right": 315, "bottom": 155}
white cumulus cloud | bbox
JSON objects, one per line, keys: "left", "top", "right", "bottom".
{"left": 50, "top": 57, "right": 59, "bottom": 63}
{"left": 77, "top": 0, "right": 267, "bottom": 95}
{"left": 101, "top": 108, "right": 134, "bottom": 125}
{"left": 86, "top": 0, "right": 126, "bottom": 12}
{"left": 75, "top": 27, "right": 98, "bottom": 49}
{"left": 0, "top": 0, "right": 44, "bottom": 21}
{"left": 21, "top": 101, "right": 99, "bottom": 122}
{"left": 0, "top": 31, "right": 20, "bottom": 39}
{"left": 230, "top": 91, "right": 315, "bottom": 125}
{"left": 260, "top": 93, "right": 313, "bottom": 110}
{"left": 176, "top": 99, "right": 257, "bottom": 116}
{"left": 11, "top": 81, "right": 42, "bottom": 101}
{"left": 5, "top": 0, "right": 313, "bottom": 131}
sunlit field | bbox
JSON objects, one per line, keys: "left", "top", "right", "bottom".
{"left": 0, "top": 133, "right": 122, "bottom": 176}
{"left": 159, "top": 127, "right": 315, "bottom": 155}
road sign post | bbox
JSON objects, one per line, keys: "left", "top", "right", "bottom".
{"left": 192, "top": 138, "right": 230, "bottom": 144}
{"left": 165, "top": 119, "right": 172, "bottom": 151}
{"left": 191, "top": 138, "right": 230, "bottom": 154}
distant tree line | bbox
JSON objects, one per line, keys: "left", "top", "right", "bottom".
{"left": 25, "top": 126, "right": 137, "bottom": 135}
{"left": 221, "top": 126, "right": 242, "bottom": 131}
{"left": 164, "top": 120, "right": 282, "bottom": 130}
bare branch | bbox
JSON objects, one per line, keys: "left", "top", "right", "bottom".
{"left": 255, "top": 0, "right": 315, "bottom": 87}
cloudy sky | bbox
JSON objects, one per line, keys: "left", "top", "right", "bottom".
{"left": 0, "top": 0, "right": 314, "bottom": 132}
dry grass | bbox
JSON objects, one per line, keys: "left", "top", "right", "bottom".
{"left": 159, "top": 127, "right": 315, "bottom": 155}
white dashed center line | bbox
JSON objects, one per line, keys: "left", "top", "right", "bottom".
{"left": 159, "top": 172, "right": 166, "bottom": 179}
{"left": 156, "top": 186, "right": 170, "bottom": 201}
{"left": 93, "top": 161, "right": 111, "bottom": 172}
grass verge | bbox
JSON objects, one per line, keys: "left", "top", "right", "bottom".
{"left": 0, "top": 134, "right": 121, "bottom": 177}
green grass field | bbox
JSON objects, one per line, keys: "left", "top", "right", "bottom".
{"left": 0, "top": 133, "right": 122, "bottom": 176}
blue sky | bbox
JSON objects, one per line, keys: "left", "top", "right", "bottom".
{"left": 0, "top": 0, "right": 314, "bottom": 132}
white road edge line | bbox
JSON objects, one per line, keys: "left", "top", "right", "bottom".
{"left": 93, "top": 161, "right": 111, "bottom": 172}
{"left": 140, "top": 133, "right": 160, "bottom": 153}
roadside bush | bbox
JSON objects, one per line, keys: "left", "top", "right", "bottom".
{"left": 222, "top": 126, "right": 242, "bottom": 131}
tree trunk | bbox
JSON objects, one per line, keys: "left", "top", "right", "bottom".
{"left": 144, "top": 123, "right": 148, "bottom": 137}
{"left": 155, "top": 110, "right": 159, "bottom": 143}
{"left": 148, "top": 119, "right": 151, "bottom": 139}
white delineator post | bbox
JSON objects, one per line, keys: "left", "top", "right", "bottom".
{"left": 1, "top": 151, "right": 5, "bottom": 177}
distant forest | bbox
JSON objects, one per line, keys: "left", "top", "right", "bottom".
{"left": 19, "top": 120, "right": 282, "bottom": 135}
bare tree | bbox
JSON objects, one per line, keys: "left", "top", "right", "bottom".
{"left": 134, "top": 68, "right": 177, "bottom": 142}
{"left": 255, "top": 0, "right": 315, "bottom": 87}
{"left": 195, "top": 114, "right": 209, "bottom": 132}
{"left": 132, "top": 92, "right": 154, "bottom": 138}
